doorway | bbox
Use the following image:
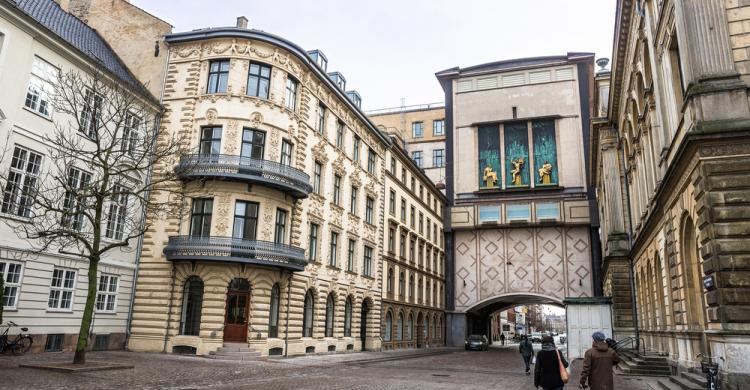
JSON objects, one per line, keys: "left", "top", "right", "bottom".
{"left": 360, "top": 300, "right": 369, "bottom": 350}
{"left": 224, "top": 278, "right": 251, "bottom": 342}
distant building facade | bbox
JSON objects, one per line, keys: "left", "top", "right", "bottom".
{"left": 369, "top": 104, "right": 446, "bottom": 188}
{"left": 0, "top": 0, "right": 160, "bottom": 352}
{"left": 591, "top": 0, "right": 750, "bottom": 386}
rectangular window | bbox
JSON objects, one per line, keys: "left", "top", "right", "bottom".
{"left": 0, "top": 261, "right": 23, "bottom": 308}
{"left": 280, "top": 140, "right": 293, "bottom": 166}
{"left": 347, "top": 239, "right": 356, "bottom": 272}
{"left": 411, "top": 177, "right": 416, "bottom": 193}
{"left": 317, "top": 103, "right": 327, "bottom": 134}
{"left": 505, "top": 122, "right": 530, "bottom": 187}
{"left": 433, "top": 149, "right": 445, "bottom": 167}
{"left": 388, "top": 228, "right": 395, "bottom": 253}
{"left": 410, "top": 206, "right": 415, "bottom": 228}
{"left": 409, "top": 238, "right": 415, "bottom": 263}
{"left": 190, "top": 198, "right": 213, "bottom": 237}
{"left": 419, "top": 212, "right": 423, "bottom": 234}
{"left": 433, "top": 119, "right": 444, "bottom": 136}
{"left": 200, "top": 126, "right": 222, "bottom": 155}
{"left": 274, "top": 209, "right": 287, "bottom": 244}
{"left": 352, "top": 135, "right": 360, "bottom": 164}
{"left": 121, "top": 113, "right": 140, "bottom": 156}
{"left": 433, "top": 223, "right": 438, "bottom": 243}
{"left": 207, "top": 59, "right": 230, "bottom": 93}
{"left": 333, "top": 175, "right": 341, "bottom": 206}
{"left": 401, "top": 168, "right": 406, "bottom": 183}
{"left": 507, "top": 203, "right": 531, "bottom": 222}
{"left": 399, "top": 232, "right": 406, "bottom": 258}
{"left": 532, "top": 119, "right": 558, "bottom": 186}
{"left": 479, "top": 205, "right": 500, "bottom": 223}
{"left": 105, "top": 185, "right": 128, "bottom": 240}
{"left": 390, "top": 157, "right": 396, "bottom": 175}
{"left": 477, "top": 124, "right": 500, "bottom": 189}
{"left": 412, "top": 122, "right": 423, "bottom": 138}
{"left": 313, "top": 162, "right": 322, "bottom": 194}
{"left": 400, "top": 198, "right": 406, "bottom": 221}
{"left": 350, "top": 186, "right": 358, "bottom": 214}
{"left": 336, "top": 120, "right": 344, "bottom": 148}
{"left": 308, "top": 223, "right": 319, "bottom": 261}
{"left": 363, "top": 246, "right": 373, "bottom": 276}
{"left": 232, "top": 200, "right": 259, "bottom": 240}
{"left": 329, "top": 231, "right": 338, "bottom": 267}
{"left": 536, "top": 201, "right": 560, "bottom": 220}
{"left": 24, "top": 56, "right": 57, "bottom": 117}
{"left": 62, "top": 167, "right": 92, "bottom": 231}
{"left": 285, "top": 76, "right": 298, "bottom": 110}
{"left": 367, "top": 148, "right": 377, "bottom": 174}
{"left": 365, "top": 196, "right": 374, "bottom": 224}
{"left": 48, "top": 268, "right": 76, "bottom": 310}
{"left": 247, "top": 62, "right": 271, "bottom": 99}
{"left": 80, "top": 89, "right": 103, "bottom": 139}
{"left": 241, "top": 128, "right": 265, "bottom": 159}
{"left": 426, "top": 218, "right": 431, "bottom": 239}
{"left": 389, "top": 190, "right": 396, "bottom": 214}
{"left": 1, "top": 146, "right": 42, "bottom": 218}
{"left": 95, "top": 274, "right": 118, "bottom": 312}
{"left": 411, "top": 151, "right": 422, "bottom": 167}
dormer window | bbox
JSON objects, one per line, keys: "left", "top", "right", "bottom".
{"left": 328, "top": 72, "right": 346, "bottom": 90}
{"left": 346, "top": 91, "right": 362, "bottom": 108}
{"left": 307, "top": 50, "right": 328, "bottom": 72}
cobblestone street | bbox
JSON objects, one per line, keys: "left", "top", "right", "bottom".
{"left": 1, "top": 345, "right": 655, "bottom": 389}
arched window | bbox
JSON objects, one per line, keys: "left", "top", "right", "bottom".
{"left": 424, "top": 316, "right": 429, "bottom": 340}
{"left": 268, "top": 284, "right": 280, "bottom": 338}
{"left": 418, "top": 278, "right": 423, "bottom": 303}
{"left": 426, "top": 282, "right": 431, "bottom": 306}
{"left": 399, "top": 272, "right": 405, "bottom": 299}
{"left": 325, "top": 293, "right": 335, "bottom": 337}
{"left": 384, "top": 311, "right": 392, "bottom": 341}
{"left": 303, "top": 290, "right": 314, "bottom": 337}
{"left": 432, "top": 316, "right": 437, "bottom": 339}
{"left": 180, "top": 276, "right": 204, "bottom": 336}
{"left": 344, "top": 296, "right": 352, "bottom": 337}
{"left": 409, "top": 275, "right": 414, "bottom": 302}
{"left": 407, "top": 314, "right": 413, "bottom": 340}
{"left": 387, "top": 268, "right": 394, "bottom": 294}
{"left": 397, "top": 313, "right": 403, "bottom": 340}
{"left": 433, "top": 281, "right": 437, "bottom": 307}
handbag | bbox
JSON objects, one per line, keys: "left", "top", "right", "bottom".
{"left": 556, "top": 349, "right": 569, "bottom": 384}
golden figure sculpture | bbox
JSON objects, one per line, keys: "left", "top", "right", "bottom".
{"left": 510, "top": 157, "right": 525, "bottom": 186}
{"left": 483, "top": 165, "right": 498, "bottom": 188}
{"left": 538, "top": 161, "right": 553, "bottom": 184}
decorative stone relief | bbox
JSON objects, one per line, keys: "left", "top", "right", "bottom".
{"left": 215, "top": 195, "right": 231, "bottom": 235}
{"left": 332, "top": 156, "right": 346, "bottom": 176}
{"left": 350, "top": 171, "right": 362, "bottom": 188}
{"left": 225, "top": 120, "right": 239, "bottom": 154}
{"left": 251, "top": 112, "right": 264, "bottom": 128}
{"left": 262, "top": 208, "right": 274, "bottom": 239}
{"left": 205, "top": 108, "right": 218, "bottom": 124}
{"left": 268, "top": 130, "right": 281, "bottom": 161}
{"left": 312, "top": 139, "right": 328, "bottom": 164}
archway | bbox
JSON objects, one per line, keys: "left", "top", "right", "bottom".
{"left": 465, "top": 293, "right": 565, "bottom": 339}
{"left": 224, "top": 278, "right": 251, "bottom": 342}
{"left": 416, "top": 312, "right": 424, "bottom": 348}
{"left": 681, "top": 215, "right": 707, "bottom": 357}
{"left": 360, "top": 297, "right": 372, "bottom": 351}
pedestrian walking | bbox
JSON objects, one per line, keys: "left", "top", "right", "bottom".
{"left": 519, "top": 335, "right": 534, "bottom": 375}
{"left": 534, "top": 335, "right": 569, "bottom": 390}
{"left": 579, "top": 331, "right": 620, "bottom": 390}
{"left": 500, "top": 333, "right": 506, "bottom": 346}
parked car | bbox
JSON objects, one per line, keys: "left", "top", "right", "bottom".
{"left": 465, "top": 335, "right": 488, "bottom": 351}
{"left": 530, "top": 332, "right": 544, "bottom": 343}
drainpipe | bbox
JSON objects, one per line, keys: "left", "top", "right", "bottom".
{"left": 619, "top": 134, "right": 640, "bottom": 353}
{"left": 125, "top": 44, "right": 171, "bottom": 350}
{"left": 284, "top": 271, "right": 292, "bottom": 357}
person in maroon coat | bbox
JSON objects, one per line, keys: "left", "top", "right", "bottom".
{"left": 534, "top": 335, "right": 569, "bottom": 390}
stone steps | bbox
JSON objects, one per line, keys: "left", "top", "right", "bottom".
{"left": 617, "top": 350, "right": 671, "bottom": 377}
{"left": 648, "top": 371, "right": 708, "bottom": 390}
{"left": 206, "top": 344, "right": 262, "bottom": 361}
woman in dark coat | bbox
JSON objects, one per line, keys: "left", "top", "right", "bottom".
{"left": 534, "top": 335, "right": 569, "bottom": 390}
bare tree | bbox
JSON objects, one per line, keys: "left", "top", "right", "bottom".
{"left": 0, "top": 70, "right": 186, "bottom": 364}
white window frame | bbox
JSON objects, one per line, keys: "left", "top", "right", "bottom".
{"left": 1, "top": 260, "right": 24, "bottom": 309}
{"left": 80, "top": 88, "right": 103, "bottom": 139}
{"left": 1, "top": 145, "right": 43, "bottom": 218}
{"left": 95, "top": 274, "right": 119, "bottom": 313}
{"left": 24, "top": 56, "right": 58, "bottom": 117}
{"left": 48, "top": 267, "right": 76, "bottom": 311}
{"left": 62, "top": 167, "right": 92, "bottom": 231}
{"left": 284, "top": 77, "right": 298, "bottom": 110}
{"left": 121, "top": 112, "right": 140, "bottom": 156}
{"left": 105, "top": 184, "right": 128, "bottom": 240}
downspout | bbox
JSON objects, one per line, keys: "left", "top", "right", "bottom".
{"left": 125, "top": 44, "right": 171, "bottom": 350}
{"left": 284, "top": 271, "right": 291, "bottom": 357}
{"left": 619, "top": 133, "right": 640, "bottom": 353}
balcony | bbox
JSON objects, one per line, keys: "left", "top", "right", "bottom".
{"left": 176, "top": 154, "right": 312, "bottom": 198}
{"left": 164, "top": 236, "right": 308, "bottom": 271}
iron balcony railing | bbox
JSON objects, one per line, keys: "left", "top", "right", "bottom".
{"left": 164, "top": 236, "right": 308, "bottom": 271}
{"left": 176, "top": 154, "right": 312, "bottom": 198}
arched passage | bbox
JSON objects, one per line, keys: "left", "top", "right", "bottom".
{"left": 464, "top": 293, "right": 565, "bottom": 342}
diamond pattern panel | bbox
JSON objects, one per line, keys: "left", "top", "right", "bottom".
{"left": 506, "top": 228, "right": 534, "bottom": 292}
{"left": 479, "top": 229, "right": 505, "bottom": 300}
{"left": 566, "top": 227, "right": 593, "bottom": 297}
{"left": 454, "top": 231, "right": 478, "bottom": 310}
{"left": 536, "top": 227, "right": 565, "bottom": 300}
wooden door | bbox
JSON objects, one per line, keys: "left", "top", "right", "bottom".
{"left": 224, "top": 290, "right": 249, "bottom": 342}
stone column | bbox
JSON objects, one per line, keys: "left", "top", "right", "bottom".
{"left": 674, "top": 0, "right": 736, "bottom": 83}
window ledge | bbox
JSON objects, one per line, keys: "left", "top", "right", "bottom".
{"left": 361, "top": 274, "right": 375, "bottom": 280}
{"left": 22, "top": 105, "right": 53, "bottom": 122}
{"left": 46, "top": 309, "right": 74, "bottom": 313}
{"left": 0, "top": 212, "right": 32, "bottom": 224}
{"left": 94, "top": 310, "right": 117, "bottom": 315}
{"left": 345, "top": 270, "right": 357, "bottom": 276}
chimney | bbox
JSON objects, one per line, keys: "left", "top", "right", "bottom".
{"left": 236, "top": 16, "right": 248, "bottom": 29}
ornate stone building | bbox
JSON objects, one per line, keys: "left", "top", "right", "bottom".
{"left": 592, "top": 0, "right": 750, "bottom": 386}
{"left": 380, "top": 134, "right": 446, "bottom": 350}
{"left": 437, "top": 54, "right": 606, "bottom": 355}
{"left": 127, "top": 19, "right": 391, "bottom": 357}
{"left": 369, "top": 103, "right": 447, "bottom": 188}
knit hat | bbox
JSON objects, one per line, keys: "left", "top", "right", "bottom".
{"left": 592, "top": 331, "right": 606, "bottom": 342}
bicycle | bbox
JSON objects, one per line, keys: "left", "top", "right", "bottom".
{"left": 0, "top": 321, "right": 33, "bottom": 355}
{"left": 696, "top": 353, "right": 722, "bottom": 390}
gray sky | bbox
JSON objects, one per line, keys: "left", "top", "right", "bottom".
{"left": 134, "top": 0, "right": 616, "bottom": 111}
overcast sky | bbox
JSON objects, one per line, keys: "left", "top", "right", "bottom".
{"left": 133, "top": 0, "right": 616, "bottom": 111}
